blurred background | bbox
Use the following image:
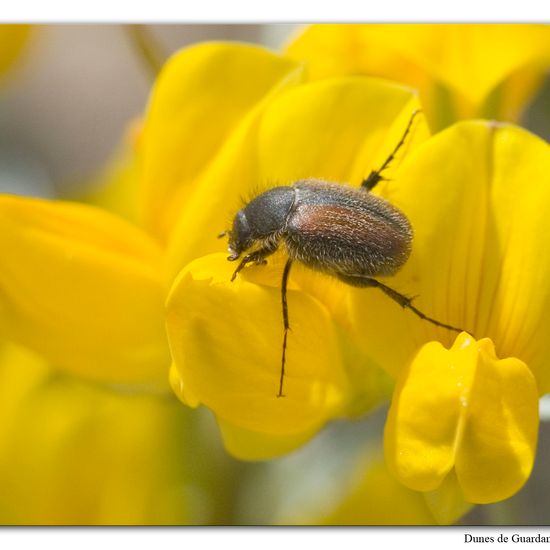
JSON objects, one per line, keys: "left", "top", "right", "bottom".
{"left": 0, "top": 25, "right": 295, "bottom": 196}
{"left": 0, "top": 24, "right": 549, "bottom": 526}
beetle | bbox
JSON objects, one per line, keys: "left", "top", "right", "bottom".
{"left": 221, "top": 111, "right": 464, "bottom": 397}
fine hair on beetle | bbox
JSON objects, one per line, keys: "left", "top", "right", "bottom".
{"left": 220, "top": 110, "right": 466, "bottom": 397}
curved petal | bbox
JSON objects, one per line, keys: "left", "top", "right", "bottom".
{"left": 347, "top": 121, "right": 550, "bottom": 395}
{"left": 385, "top": 333, "right": 538, "bottom": 504}
{"left": 216, "top": 417, "right": 321, "bottom": 461}
{"left": 171, "top": 359, "right": 322, "bottom": 460}
{"left": 0, "top": 195, "right": 170, "bottom": 387}
{"left": 166, "top": 76, "right": 427, "bottom": 280}
{"left": 360, "top": 25, "right": 550, "bottom": 108}
{"left": 166, "top": 253, "right": 350, "bottom": 440}
{"left": 285, "top": 25, "right": 425, "bottom": 85}
{"left": 455, "top": 339, "right": 539, "bottom": 503}
{"left": 256, "top": 77, "right": 427, "bottom": 186}
{"left": 140, "top": 42, "right": 304, "bottom": 239}
{"left": 286, "top": 24, "right": 550, "bottom": 127}
{"left": 385, "top": 335, "right": 476, "bottom": 492}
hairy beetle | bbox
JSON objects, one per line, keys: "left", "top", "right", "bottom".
{"left": 221, "top": 111, "right": 463, "bottom": 396}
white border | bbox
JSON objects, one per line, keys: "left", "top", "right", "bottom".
{"left": 3, "top": 527, "right": 550, "bottom": 550}
{"left": 0, "top": 0, "right": 549, "bottom": 23}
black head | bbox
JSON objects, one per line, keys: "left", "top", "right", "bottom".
{"left": 227, "top": 209, "right": 252, "bottom": 259}
{"left": 227, "top": 186, "right": 296, "bottom": 259}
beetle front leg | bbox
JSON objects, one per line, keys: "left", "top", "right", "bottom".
{"left": 229, "top": 246, "right": 277, "bottom": 282}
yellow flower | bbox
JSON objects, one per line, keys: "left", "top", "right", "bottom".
{"left": 167, "top": 117, "right": 547, "bottom": 509}
{"left": 285, "top": 24, "right": 550, "bottom": 130}
{"left": 3, "top": 35, "right": 547, "bottom": 518}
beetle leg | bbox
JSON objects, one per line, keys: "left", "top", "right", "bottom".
{"left": 230, "top": 246, "right": 277, "bottom": 282}
{"left": 361, "top": 109, "right": 421, "bottom": 191}
{"left": 338, "top": 274, "right": 467, "bottom": 335}
{"left": 278, "top": 258, "right": 293, "bottom": 398}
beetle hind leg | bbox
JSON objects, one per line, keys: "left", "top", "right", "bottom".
{"left": 338, "top": 274, "right": 467, "bottom": 335}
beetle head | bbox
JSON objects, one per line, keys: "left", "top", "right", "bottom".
{"left": 227, "top": 209, "right": 252, "bottom": 260}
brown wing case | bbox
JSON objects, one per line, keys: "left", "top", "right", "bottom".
{"left": 284, "top": 181, "right": 412, "bottom": 278}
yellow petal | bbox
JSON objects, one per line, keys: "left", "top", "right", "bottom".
{"left": 286, "top": 24, "right": 550, "bottom": 127}
{"left": 0, "top": 194, "right": 170, "bottom": 387}
{"left": 385, "top": 333, "right": 539, "bottom": 504}
{"left": 166, "top": 76, "right": 427, "bottom": 280}
{"left": 166, "top": 253, "right": 350, "bottom": 442}
{"left": 256, "top": 77, "right": 427, "bottom": 185}
{"left": 140, "top": 42, "right": 304, "bottom": 239}
{"left": 216, "top": 417, "right": 321, "bottom": 461}
{"left": 455, "top": 338, "right": 539, "bottom": 503}
{"left": 385, "top": 334, "right": 476, "bottom": 492}
{"left": 366, "top": 25, "right": 550, "bottom": 107}
{"left": 286, "top": 25, "right": 424, "bottom": 84}
{"left": 171, "top": 363, "right": 319, "bottom": 459}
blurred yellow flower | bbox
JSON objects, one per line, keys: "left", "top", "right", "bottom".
{"left": 286, "top": 24, "right": 550, "bottom": 130}
{"left": 0, "top": 193, "right": 169, "bottom": 388}
{"left": 0, "top": 343, "right": 211, "bottom": 525}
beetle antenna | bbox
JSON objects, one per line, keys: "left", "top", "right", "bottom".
{"left": 362, "top": 109, "right": 422, "bottom": 191}
{"left": 278, "top": 258, "right": 293, "bottom": 398}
